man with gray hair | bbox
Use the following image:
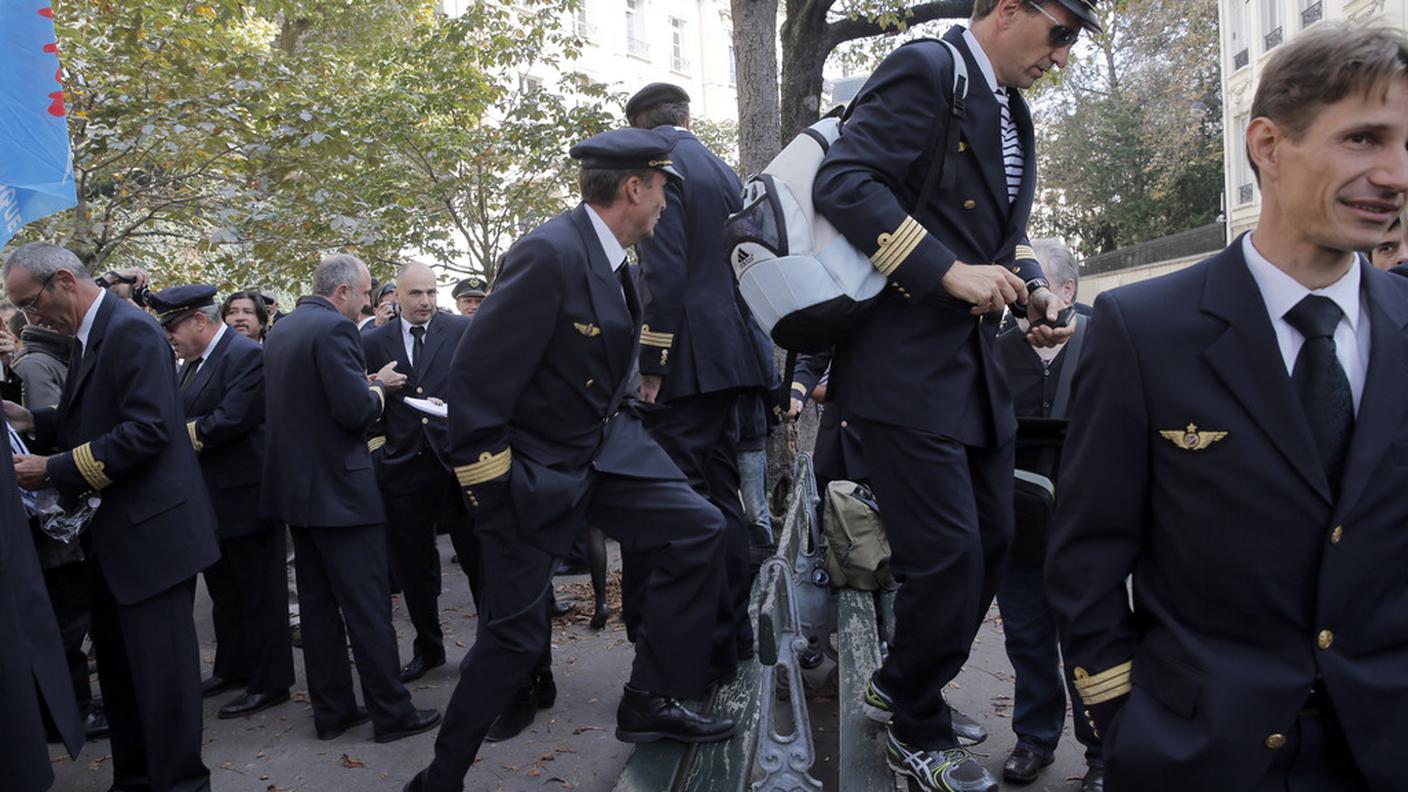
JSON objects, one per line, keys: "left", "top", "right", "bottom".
{"left": 2, "top": 241, "right": 219, "bottom": 792}
{"left": 994, "top": 238, "right": 1100, "bottom": 791}
{"left": 153, "top": 283, "right": 295, "bottom": 720}
{"left": 261, "top": 253, "right": 441, "bottom": 743}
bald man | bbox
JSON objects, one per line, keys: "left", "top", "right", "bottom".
{"left": 362, "top": 262, "right": 479, "bottom": 683}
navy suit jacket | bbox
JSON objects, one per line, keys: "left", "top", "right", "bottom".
{"left": 362, "top": 312, "right": 471, "bottom": 491}
{"left": 814, "top": 27, "right": 1042, "bottom": 447}
{"left": 181, "top": 327, "right": 269, "bottom": 539}
{"left": 635, "top": 129, "right": 770, "bottom": 401}
{"left": 30, "top": 293, "right": 219, "bottom": 605}
{"left": 0, "top": 423, "right": 82, "bottom": 791}
{"left": 1047, "top": 239, "right": 1408, "bottom": 790}
{"left": 448, "top": 204, "right": 685, "bottom": 557}
{"left": 261, "top": 296, "right": 388, "bottom": 527}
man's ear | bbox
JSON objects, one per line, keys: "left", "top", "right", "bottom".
{"left": 995, "top": 0, "right": 1023, "bottom": 29}
{"left": 1246, "top": 116, "right": 1281, "bottom": 185}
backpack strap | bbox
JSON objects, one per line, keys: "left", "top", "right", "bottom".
{"left": 917, "top": 39, "right": 969, "bottom": 206}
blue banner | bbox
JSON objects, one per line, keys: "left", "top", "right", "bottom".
{"left": 0, "top": 1, "right": 76, "bottom": 249}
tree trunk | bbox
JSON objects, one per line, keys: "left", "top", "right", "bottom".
{"left": 779, "top": 0, "right": 828, "bottom": 142}
{"left": 731, "top": 0, "right": 782, "bottom": 176}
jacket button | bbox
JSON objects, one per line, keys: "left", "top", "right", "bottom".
{"left": 840, "top": 420, "right": 848, "bottom": 428}
{"left": 421, "top": 417, "right": 429, "bottom": 425}
{"left": 963, "top": 200, "right": 976, "bottom": 209}
{"left": 1265, "top": 733, "right": 1287, "bottom": 750}
{"left": 416, "top": 387, "right": 424, "bottom": 394}
{"left": 1330, "top": 525, "right": 1343, "bottom": 544}
{"left": 1317, "top": 629, "right": 1334, "bottom": 650}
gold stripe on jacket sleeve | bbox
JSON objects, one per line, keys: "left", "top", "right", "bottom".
{"left": 72, "top": 442, "right": 113, "bottom": 490}
{"left": 455, "top": 448, "right": 512, "bottom": 487}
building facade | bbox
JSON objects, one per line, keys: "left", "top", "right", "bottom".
{"left": 1218, "top": 0, "right": 1407, "bottom": 240}
{"left": 439, "top": 0, "right": 740, "bottom": 123}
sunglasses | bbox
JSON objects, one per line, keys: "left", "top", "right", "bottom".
{"left": 1026, "top": 1, "right": 1080, "bottom": 48}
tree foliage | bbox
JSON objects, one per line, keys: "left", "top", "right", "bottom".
{"left": 1031, "top": 0, "right": 1223, "bottom": 255}
{"left": 17, "top": 0, "right": 613, "bottom": 291}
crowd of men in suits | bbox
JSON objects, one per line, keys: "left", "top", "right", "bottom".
{"left": 2, "top": 7, "right": 1407, "bottom": 792}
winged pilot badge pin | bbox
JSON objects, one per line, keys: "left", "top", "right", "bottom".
{"left": 1159, "top": 423, "right": 1228, "bottom": 451}
{"left": 573, "top": 322, "right": 601, "bottom": 337}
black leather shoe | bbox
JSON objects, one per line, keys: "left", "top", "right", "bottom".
{"left": 589, "top": 602, "right": 610, "bottom": 630}
{"left": 615, "top": 684, "right": 736, "bottom": 744}
{"left": 201, "top": 675, "right": 247, "bottom": 698}
{"left": 950, "top": 705, "right": 988, "bottom": 745}
{"left": 374, "top": 708, "right": 442, "bottom": 743}
{"left": 218, "top": 690, "right": 291, "bottom": 719}
{"left": 1082, "top": 765, "right": 1105, "bottom": 792}
{"left": 486, "top": 682, "right": 539, "bottom": 742}
{"left": 315, "top": 707, "right": 371, "bottom": 740}
{"left": 399, "top": 654, "right": 446, "bottom": 684}
{"left": 84, "top": 709, "right": 111, "bottom": 740}
{"left": 402, "top": 769, "right": 430, "bottom": 792}
{"left": 549, "top": 598, "right": 574, "bottom": 618}
{"left": 1002, "top": 745, "right": 1055, "bottom": 784}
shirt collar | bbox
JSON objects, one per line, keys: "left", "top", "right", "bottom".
{"left": 583, "top": 203, "right": 627, "bottom": 272}
{"left": 197, "top": 321, "right": 227, "bottom": 362}
{"left": 962, "top": 27, "right": 1003, "bottom": 95}
{"left": 76, "top": 288, "right": 105, "bottom": 351}
{"left": 1243, "top": 232, "right": 1361, "bottom": 333}
{"left": 401, "top": 313, "right": 431, "bottom": 343}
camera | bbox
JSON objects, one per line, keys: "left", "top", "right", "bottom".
{"left": 97, "top": 271, "right": 155, "bottom": 308}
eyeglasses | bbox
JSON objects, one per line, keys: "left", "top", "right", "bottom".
{"left": 1026, "top": 1, "right": 1079, "bottom": 48}
{"left": 16, "top": 271, "right": 57, "bottom": 316}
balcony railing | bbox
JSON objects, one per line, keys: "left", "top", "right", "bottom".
{"left": 627, "top": 37, "right": 649, "bottom": 58}
{"left": 1264, "top": 26, "right": 1283, "bottom": 50}
{"left": 573, "top": 19, "right": 597, "bottom": 40}
{"left": 1301, "top": 1, "right": 1322, "bottom": 26}
{"left": 1238, "top": 183, "right": 1255, "bottom": 205}
{"left": 671, "top": 56, "right": 691, "bottom": 74}
{"left": 1233, "top": 48, "right": 1249, "bottom": 70}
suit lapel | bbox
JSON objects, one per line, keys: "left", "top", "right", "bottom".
{"left": 571, "top": 206, "right": 631, "bottom": 386}
{"left": 388, "top": 317, "right": 413, "bottom": 378}
{"left": 419, "top": 317, "right": 451, "bottom": 379}
{"left": 1333, "top": 261, "right": 1408, "bottom": 517}
{"left": 184, "top": 327, "right": 230, "bottom": 406}
{"left": 1201, "top": 240, "right": 1332, "bottom": 503}
{"left": 1001, "top": 91, "right": 1036, "bottom": 243}
{"left": 64, "top": 294, "right": 114, "bottom": 411}
{"left": 950, "top": 31, "right": 1010, "bottom": 212}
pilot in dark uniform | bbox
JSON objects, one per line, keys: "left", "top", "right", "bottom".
{"left": 1048, "top": 25, "right": 1408, "bottom": 792}
{"left": 404, "top": 128, "right": 735, "bottom": 792}
{"left": 811, "top": 2, "right": 1096, "bottom": 789}
{"left": 152, "top": 285, "right": 294, "bottom": 720}
{"left": 3, "top": 242, "right": 219, "bottom": 792}
{"left": 623, "top": 82, "right": 773, "bottom": 674}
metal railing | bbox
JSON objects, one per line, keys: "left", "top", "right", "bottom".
{"left": 671, "top": 56, "right": 691, "bottom": 74}
{"left": 1233, "top": 48, "right": 1249, "bottom": 70}
{"left": 1301, "top": 1, "right": 1322, "bottom": 26}
{"left": 1080, "top": 223, "right": 1225, "bottom": 276}
{"left": 626, "top": 37, "right": 649, "bottom": 58}
{"left": 573, "top": 19, "right": 597, "bottom": 40}
{"left": 1265, "top": 26, "right": 1283, "bottom": 50}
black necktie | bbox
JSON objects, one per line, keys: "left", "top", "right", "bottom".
{"left": 1283, "top": 295, "right": 1354, "bottom": 494}
{"left": 409, "top": 324, "right": 426, "bottom": 374}
{"left": 179, "top": 356, "right": 202, "bottom": 391}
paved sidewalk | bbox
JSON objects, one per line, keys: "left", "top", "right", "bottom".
{"left": 50, "top": 536, "right": 1098, "bottom": 792}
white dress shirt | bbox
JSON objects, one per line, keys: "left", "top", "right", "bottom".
{"left": 401, "top": 314, "right": 432, "bottom": 368}
{"left": 583, "top": 203, "right": 628, "bottom": 304}
{"left": 1243, "top": 233, "right": 1370, "bottom": 413}
{"left": 75, "top": 287, "right": 105, "bottom": 355}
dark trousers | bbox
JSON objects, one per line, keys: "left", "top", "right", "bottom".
{"left": 629, "top": 389, "right": 751, "bottom": 672}
{"left": 43, "top": 561, "right": 92, "bottom": 713}
{"left": 383, "top": 471, "right": 480, "bottom": 662}
{"left": 290, "top": 524, "right": 414, "bottom": 733}
{"left": 857, "top": 418, "right": 1013, "bottom": 749}
{"left": 88, "top": 568, "right": 209, "bottom": 792}
{"left": 204, "top": 525, "right": 295, "bottom": 695}
{"left": 423, "top": 473, "right": 725, "bottom": 792}
{"left": 995, "top": 555, "right": 1101, "bottom": 761}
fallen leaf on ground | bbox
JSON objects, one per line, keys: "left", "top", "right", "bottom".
{"left": 340, "top": 754, "right": 366, "bottom": 769}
